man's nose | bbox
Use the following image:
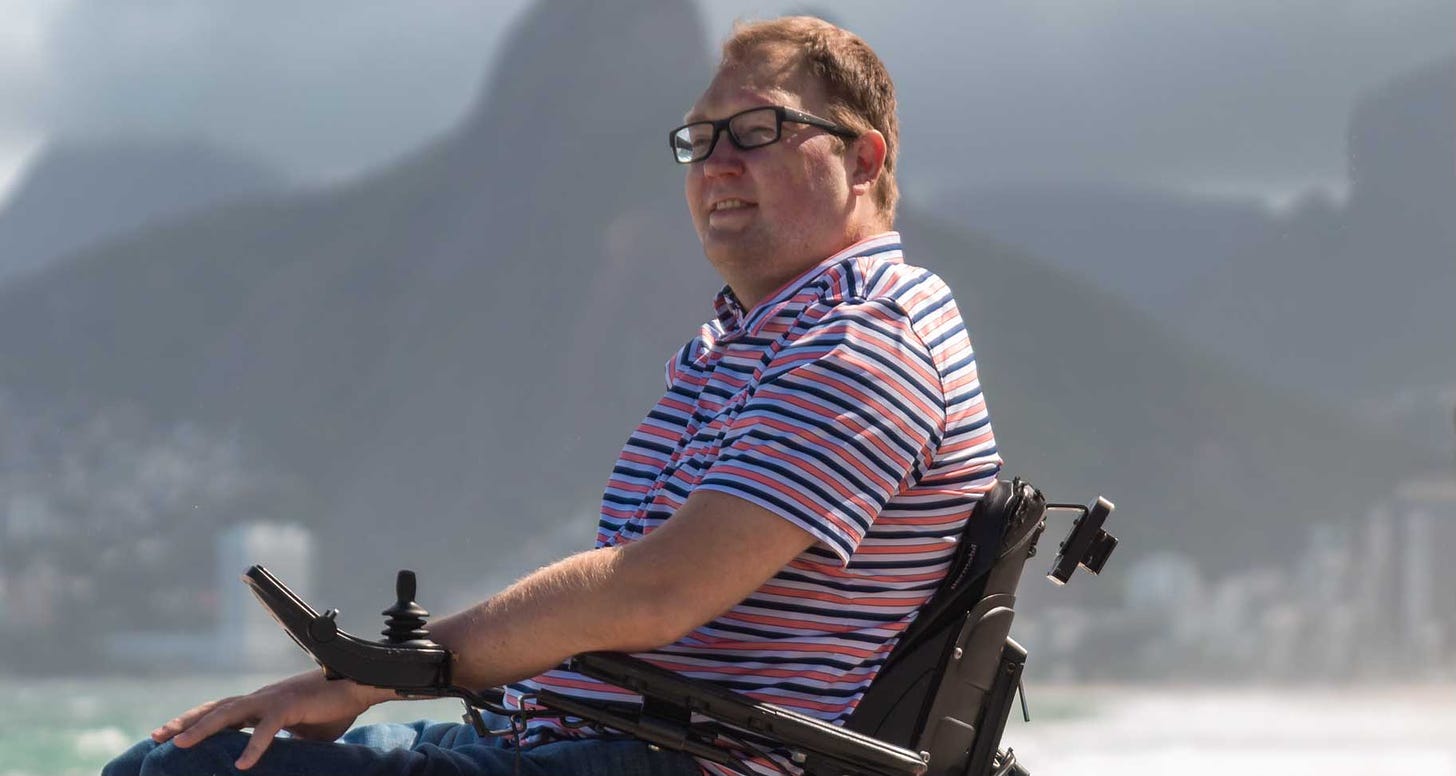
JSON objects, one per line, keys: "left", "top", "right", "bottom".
{"left": 700, "top": 136, "right": 745, "bottom": 176}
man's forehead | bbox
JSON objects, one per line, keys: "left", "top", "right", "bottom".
{"left": 684, "top": 48, "right": 823, "bottom": 121}
{"left": 685, "top": 82, "right": 794, "bottom": 122}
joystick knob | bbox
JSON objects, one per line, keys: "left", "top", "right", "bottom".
{"left": 381, "top": 570, "right": 434, "bottom": 645}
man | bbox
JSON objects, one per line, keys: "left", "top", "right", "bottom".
{"left": 105, "top": 16, "right": 1000, "bottom": 776}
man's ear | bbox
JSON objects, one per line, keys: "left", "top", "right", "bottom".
{"left": 848, "top": 130, "right": 888, "bottom": 195}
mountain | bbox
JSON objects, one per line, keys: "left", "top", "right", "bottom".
{"left": 923, "top": 184, "right": 1271, "bottom": 321}
{"left": 1348, "top": 56, "right": 1456, "bottom": 216}
{"left": 0, "top": 0, "right": 716, "bottom": 622}
{"left": 0, "top": 0, "right": 1424, "bottom": 643}
{"left": 0, "top": 139, "right": 285, "bottom": 283}
{"left": 925, "top": 56, "right": 1456, "bottom": 456}
{"left": 1179, "top": 57, "right": 1456, "bottom": 448}
{"left": 899, "top": 212, "right": 1422, "bottom": 586}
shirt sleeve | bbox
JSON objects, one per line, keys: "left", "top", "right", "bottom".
{"left": 695, "top": 299, "right": 946, "bottom": 565}
{"left": 664, "top": 337, "right": 699, "bottom": 388}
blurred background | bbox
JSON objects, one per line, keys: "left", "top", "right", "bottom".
{"left": 0, "top": 0, "right": 1452, "bottom": 773}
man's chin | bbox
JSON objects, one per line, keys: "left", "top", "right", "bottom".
{"left": 702, "top": 238, "right": 764, "bottom": 274}
{"left": 701, "top": 227, "right": 758, "bottom": 257}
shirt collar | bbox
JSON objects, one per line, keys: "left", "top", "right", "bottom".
{"left": 711, "top": 231, "right": 903, "bottom": 336}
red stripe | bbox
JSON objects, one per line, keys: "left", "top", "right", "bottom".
{"left": 706, "top": 463, "right": 860, "bottom": 541}
{"left": 756, "top": 584, "right": 928, "bottom": 607}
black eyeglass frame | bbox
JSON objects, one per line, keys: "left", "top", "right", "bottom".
{"left": 669, "top": 105, "right": 861, "bottom": 164}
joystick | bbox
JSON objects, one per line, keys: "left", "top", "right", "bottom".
{"left": 244, "top": 565, "right": 454, "bottom": 693}
{"left": 381, "top": 570, "right": 435, "bottom": 646}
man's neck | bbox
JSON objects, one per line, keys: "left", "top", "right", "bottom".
{"left": 727, "top": 228, "right": 896, "bottom": 312}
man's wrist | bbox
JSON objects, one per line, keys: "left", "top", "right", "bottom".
{"left": 349, "top": 678, "right": 397, "bottom": 708}
{"left": 310, "top": 669, "right": 394, "bottom": 709}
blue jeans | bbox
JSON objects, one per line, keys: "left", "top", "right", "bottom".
{"left": 101, "top": 717, "right": 703, "bottom": 776}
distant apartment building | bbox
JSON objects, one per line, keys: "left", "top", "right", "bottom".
{"left": 216, "top": 521, "right": 314, "bottom": 671}
{"left": 98, "top": 521, "right": 314, "bottom": 671}
{"left": 1358, "top": 475, "right": 1456, "bottom": 674}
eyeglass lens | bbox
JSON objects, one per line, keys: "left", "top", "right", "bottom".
{"left": 672, "top": 107, "right": 780, "bottom": 163}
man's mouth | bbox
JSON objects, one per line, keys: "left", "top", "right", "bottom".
{"left": 710, "top": 198, "right": 756, "bottom": 213}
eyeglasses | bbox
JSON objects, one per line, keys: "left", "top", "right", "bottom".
{"left": 669, "top": 105, "right": 860, "bottom": 164}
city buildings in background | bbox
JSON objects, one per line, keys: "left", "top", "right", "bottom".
{"left": 215, "top": 522, "right": 313, "bottom": 672}
{"left": 6, "top": 474, "right": 1456, "bottom": 680}
{"left": 1021, "top": 465, "right": 1456, "bottom": 683}
{"left": 3, "top": 409, "right": 1454, "bottom": 680}
{"left": 0, "top": 520, "right": 313, "bottom": 673}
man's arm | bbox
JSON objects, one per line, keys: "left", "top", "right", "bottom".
{"left": 429, "top": 488, "right": 819, "bottom": 689}
{"left": 155, "top": 489, "right": 817, "bottom": 770}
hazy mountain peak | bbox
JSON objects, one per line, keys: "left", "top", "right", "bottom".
{"left": 0, "top": 137, "right": 286, "bottom": 283}
{"left": 464, "top": 0, "right": 708, "bottom": 142}
{"left": 1347, "top": 55, "right": 1456, "bottom": 209}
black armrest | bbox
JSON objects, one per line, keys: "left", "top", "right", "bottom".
{"left": 242, "top": 565, "right": 453, "bottom": 692}
{"left": 567, "top": 652, "right": 927, "bottom": 776}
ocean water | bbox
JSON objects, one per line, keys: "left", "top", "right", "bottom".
{"left": 0, "top": 674, "right": 464, "bottom": 776}
{"left": 1004, "top": 684, "right": 1456, "bottom": 775}
{"left": 6, "top": 677, "right": 1455, "bottom": 776}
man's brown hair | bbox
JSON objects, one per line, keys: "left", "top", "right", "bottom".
{"left": 722, "top": 16, "right": 900, "bottom": 224}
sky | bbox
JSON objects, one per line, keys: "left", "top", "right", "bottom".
{"left": 0, "top": 0, "right": 1452, "bottom": 209}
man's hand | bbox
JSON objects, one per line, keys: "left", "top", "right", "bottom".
{"left": 150, "top": 669, "right": 388, "bottom": 770}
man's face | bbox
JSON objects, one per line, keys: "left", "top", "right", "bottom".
{"left": 684, "top": 47, "right": 859, "bottom": 290}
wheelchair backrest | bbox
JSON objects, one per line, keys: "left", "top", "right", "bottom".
{"left": 823, "top": 479, "right": 1047, "bottom": 776}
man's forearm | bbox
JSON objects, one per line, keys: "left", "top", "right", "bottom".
{"left": 354, "top": 490, "right": 817, "bottom": 705}
{"left": 419, "top": 543, "right": 684, "bottom": 692}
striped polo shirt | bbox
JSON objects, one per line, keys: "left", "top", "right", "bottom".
{"left": 507, "top": 231, "right": 1001, "bottom": 774}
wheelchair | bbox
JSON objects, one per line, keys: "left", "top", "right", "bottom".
{"left": 245, "top": 478, "right": 1116, "bottom": 776}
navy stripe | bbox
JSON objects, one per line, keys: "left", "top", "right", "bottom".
{"left": 925, "top": 321, "right": 967, "bottom": 350}
{"left": 740, "top": 598, "right": 912, "bottom": 622}
{"left": 731, "top": 400, "right": 907, "bottom": 479}
{"left": 706, "top": 452, "right": 860, "bottom": 515}
{"left": 727, "top": 428, "right": 879, "bottom": 500}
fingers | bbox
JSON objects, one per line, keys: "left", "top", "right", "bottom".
{"left": 235, "top": 717, "right": 285, "bottom": 771}
{"left": 151, "top": 698, "right": 224, "bottom": 743}
{"left": 170, "top": 698, "right": 259, "bottom": 749}
{"left": 149, "top": 673, "right": 359, "bottom": 768}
